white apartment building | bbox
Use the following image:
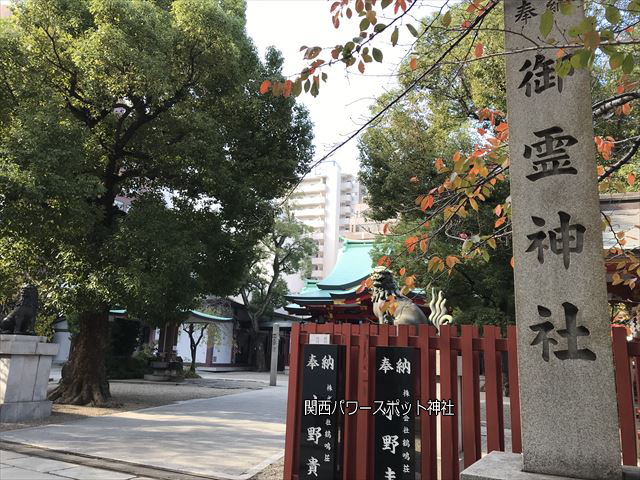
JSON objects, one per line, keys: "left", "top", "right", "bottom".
{"left": 289, "top": 161, "right": 359, "bottom": 283}
{"left": 0, "top": 0, "right": 12, "bottom": 18}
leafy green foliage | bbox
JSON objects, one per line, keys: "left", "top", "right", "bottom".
{"left": 0, "top": 0, "right": 314, "bottom": 320}
{"left": 0, "top": 0, "right": 313, "bottom": 402}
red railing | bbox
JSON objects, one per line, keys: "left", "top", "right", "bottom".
{"left": 283, "top": 323, "right": 639, "bottom": 480}
{"left": 613, "top": 325, "right": 640, "bottom": 466}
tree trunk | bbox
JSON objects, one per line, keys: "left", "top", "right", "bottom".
{"left": 252, "top": 331, "right": 267, "bottom": 372}
{"left": 190, "top": 341, "right": 197, "bottom": 373}
{"left": 48, "top": 310, "right": 111, "bottom": 406}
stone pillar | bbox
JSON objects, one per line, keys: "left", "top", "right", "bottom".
{"left": 462, "top": 1, "right": 623, "bottom": 479}
{"left": 0, "top": 334, "right": 59, "bottom": 422}
{"left": 270, "top": 323, "right": 280, "bottom": 386}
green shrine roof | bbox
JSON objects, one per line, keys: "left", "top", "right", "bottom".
{"left": 317, "top": 239, "right": 375, "bottom": 290}
{"left": 286, "top": 239, "right": 374, "bottom": 306}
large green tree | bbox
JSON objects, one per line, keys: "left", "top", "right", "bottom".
{"left": 0, "top": 0, "right": 313, "bottom": 405}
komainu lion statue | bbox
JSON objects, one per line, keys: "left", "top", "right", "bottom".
{"left": 371, "top": 266, "right": 428, "bottom": 326}
{"left": 0, "top": 284, "right": 38, "bottom": 335}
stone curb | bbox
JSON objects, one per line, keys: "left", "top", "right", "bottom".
{"left": 0, "top": 440, "right": 225, "bottom": 480}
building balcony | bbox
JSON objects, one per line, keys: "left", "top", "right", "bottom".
{"left": 340, "top": 206, "right": 354, "bottom": 214}
{"left": 296, "top": 182, "right": 327, "bottom": 194}
{"left": 294, "top": 207, "right": 326, "bottom": 218}
{"left": 340, "top": 181, "right": 354, "bottom": 192}
{"left": 291, "top": 195, "right": 325, "bottom": 207}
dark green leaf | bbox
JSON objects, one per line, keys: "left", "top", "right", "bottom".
{"left": 540, "top": 9, "right": 554, "bottom": 37}
{"left": 406, "top": 23, "right": 419, "bottom": 37}
{"left": 374, "top": 23, "right": 387, "bottom": 33}
{"left": 556, "top": 59, "right": 572, "bottom": 77}
{"left": 391, "top": 26, "right": 399, "bottom": 46}
{"left": 372, "top": 47, "right": 383, "bottom": 62}
{"left": 605, "top": 5, "right": 621, "bottom": 24}
{"left": 292, "top": 78, "right": 302, "bottom": 96}
{"left": 622, "top": 54, "right": 635, "bottom": 74}
{"left": 441, "top": 11, "right": 452, "bottom": 27}
{"left": 559, "top": 1, "right": 573, "bottom": 15}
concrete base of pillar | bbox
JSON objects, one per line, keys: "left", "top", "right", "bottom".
{"left": 0, "top": 334, "right": 59, "bottom": 423}
{"left": 460, "top": 452, "right": 638, "bottom": 480}
{"left": 0, "top": 399, "right": 52, "bottom": 423}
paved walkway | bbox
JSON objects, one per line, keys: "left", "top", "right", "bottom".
{"left": 2, "top": 382, "right": 288, "bottom": 480}
{"left": 0, "top": 449, "right": 153, "bottom": 480}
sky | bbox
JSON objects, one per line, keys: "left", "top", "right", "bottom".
{"left": 245, "top": 0, "right": 435, "bottom": 175}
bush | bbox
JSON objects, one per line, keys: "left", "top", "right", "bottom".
{"left": 34, "top": 313, "right": 56, "bottom": 341}
{"left": 106, "top": 355, "right": 150, "bottom": 380}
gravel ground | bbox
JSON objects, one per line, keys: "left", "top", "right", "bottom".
{"left": 0, "top": 377, "right": 263, "bottom": 433}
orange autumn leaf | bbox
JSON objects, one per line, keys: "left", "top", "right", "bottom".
{"left": 405, "top": 236, "right": 418, "bottom": 253}
{"left": 435, "top": 157, "right": 445, "bottom": 171}
{"left": 628, "top": 172, "right": 636, "bottom": 187}
{"left": 495, "top": 204, "right": 502, "bottom": 216}
{"left": 622, "top": 103, "right": 631, "bottom": 115}
{"left": 259, "top": 80, "right": 271, "bottom": 94}
{"left": 510, "top": 257, "right": 515, "bottom": 269}
{"left": 474, "top": 42, "right": 484, "bottom": 58}
{"left": 495, "top": 216, "right": 507, "bottom": 228}
{"left": 383, "top": 223, "right": 390, "bottom": 235}
{"left": 597, "top": 165, "right": 604, "bottom": 176}
{"left": 445, "top": 255, "right": 460, "bottom": 269}
{"left": 410, "top": 57, "right": 417, "bottom": 71}
{"left": 420, "top": 195, "right": 434, "bottom": 211}
{"left": 377, "top": 255, "right": 388, "bottom": 266}
{"left": 399, "top": 267, "right": 406, "bottom": 276}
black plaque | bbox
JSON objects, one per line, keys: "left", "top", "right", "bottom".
{"left": 375, "top": 346, "right": 416, "bottom": 480}
{"left": 298, "top": 344, "right": 344, "bottom": 479}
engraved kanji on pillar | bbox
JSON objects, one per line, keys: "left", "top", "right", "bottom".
{"left": 503, "top": 1, "right": 622, "bottom": 479}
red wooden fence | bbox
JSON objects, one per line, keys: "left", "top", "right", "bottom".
{"left": 283, "top": 323, "right": 639, "bottom": 480}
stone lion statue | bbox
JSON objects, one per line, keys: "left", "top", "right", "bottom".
{"left": 371, "top": 266, "right": 428, "bottom": 326}
{"left": 0, "top": 284, "right": 38, "bottom": 335}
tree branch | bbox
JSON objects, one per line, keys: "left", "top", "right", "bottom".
{"left": 593, "top": 92, "right": 640, "bottom": 118}
{"left": 599, "top": 137, "right": 640, "bottom": 181}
